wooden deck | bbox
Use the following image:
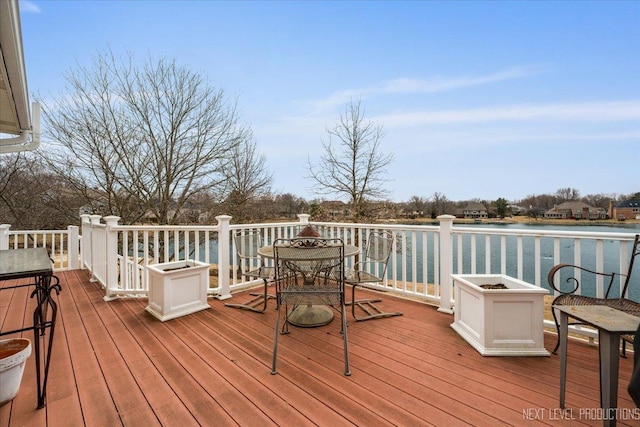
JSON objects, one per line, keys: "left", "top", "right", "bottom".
{"left": 1, "top": 270, "right": 639, "bottom": 426}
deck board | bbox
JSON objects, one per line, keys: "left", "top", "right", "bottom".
{"left": 57, "top": 274, "right": 136, "bottom": 425}
{"left": 1, "top": 270, "right": 639, "bottom": 426}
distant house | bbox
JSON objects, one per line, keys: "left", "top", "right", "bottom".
{"left": 610, "top": 198, "right": 640, "bottom": 220}
{"left": 544, "top": 201, "right": 607, "bottom": 220}
{"left": 462, "top": 202, "right": 488, "bottom": 219}
{"left": 507, "top": 204, "right": 523, "bottom": 215}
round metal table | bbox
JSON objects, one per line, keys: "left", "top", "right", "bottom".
{"left": 258, "top": 243, "right": 359, "bottom": 327}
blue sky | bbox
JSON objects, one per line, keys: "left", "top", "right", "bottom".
{"left": 19, "top": 0, "right": 640, "bottom": 203}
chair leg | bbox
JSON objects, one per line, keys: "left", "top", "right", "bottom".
{"left": 281, "top": 303, "right": 293, "bottom": 335}
{"left": 225, "top": 280, "right": 275, "bottom": 313}
{"left": 550, "top": 308, "right": 589, "bottom": 355}
{"left": 347, "top": 284, "right": 403, "bottom": 321}
{"left": 272, "top": 304, "right": 282, "bottom": 375}
{"left": 551, "top": 307, "right": 561, "bottom": 354}
{"left": 342, "top": 303, "right": 351, "bottom": 376}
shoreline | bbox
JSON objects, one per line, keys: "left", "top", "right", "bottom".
{"left": 394, "top": 216, "right": 640, "bottom": 227}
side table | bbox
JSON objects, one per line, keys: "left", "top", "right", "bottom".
{"left": 556, "top": 305, "right": 640, "bottom": 427}
{"left": 0, "top": 248, "right": 61, "bottom": 408}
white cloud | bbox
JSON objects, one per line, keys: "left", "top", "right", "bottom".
{"left": 306, "top": 65, "right": 549, "bottom": 113}
{"left": 376, "top": 100, "right": 640, "bottom": 127}
{"left": 20, "top": 1, "right": 41, "bottom": 13}
{"left": 255, "top": 99, "right": 640, "bottom": 162}
{"left": 379, "top": 65, "right": 548, "bottom": 94}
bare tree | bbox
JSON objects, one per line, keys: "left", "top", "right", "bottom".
{"left": 220, "top": 137, "right": 273, "bottom": 222}
{"left": 582, "top": 193, "right": 616, "bottom": 210}
{"left": 272, "top": 193, "right": 307, "bottom": 219}
{"left": 40, "top": 50, "right": 250, "bottom": 224}
{"left": 0, "top": 153, "right": 83, "bottom": 229}
{"left": 556, "top": 187, "right": 580, "bottom": 202}
{"left": 430, "top": 192, "right": 451, "bottom": 218}
{"left": 407, "top": 195, "right": 428, "bottom": 217}
{"left": 307, "top": 100, "right": 393, "bottom": 220}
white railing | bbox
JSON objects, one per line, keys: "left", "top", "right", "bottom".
{"left": 5, "top": 216, "right": 638, "bottom": 340}
{"left": 451, "top": 227, "right": 637, "bottom": 298}
{"left": 99, "top": 216, "right": 221, "bottom": 300}
{"left": 0, "top": 223, "right": 80, "bottom": 271}
{"left": 84, "top": 215, "right": 107, "bottom": 286}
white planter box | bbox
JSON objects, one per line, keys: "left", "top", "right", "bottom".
{"left": 145, "top": 260, "right": 211, "bottom": 322}
{"left": 450, "top": 274, "right": 549, "bottom": 356}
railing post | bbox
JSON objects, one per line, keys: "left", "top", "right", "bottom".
{"left": 80, "top": 214, "right": 91, "bottom": 269}
{"left": 88, "top": 215, "right": 102, "bottom": 281}
{"left": 103, "top": 216, "right": 121, "bottom": 301}
{"left": 437, "top": 215, "right": 455, "bottom": 314}
{"left": 297, "top": 213, "right": 310, "bottom": 225}
{"left": 0, "top": 224, "right": 10, "bottom": 250}
{"left": 67, "top": 225, "right": 79, "bottom": 270}
{"left": 216, "top": 215, "right": 232, "bottom": 300}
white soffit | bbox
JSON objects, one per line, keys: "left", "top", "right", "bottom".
{"left": 0, "top": 0, "right": 39, "bottom": 153}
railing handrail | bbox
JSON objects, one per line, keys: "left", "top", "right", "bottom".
{"left": 452, "top": 226, "right": 635, "bottom": 240}
{"left": 113, "top": 224, "right": 220, "bottom": 231}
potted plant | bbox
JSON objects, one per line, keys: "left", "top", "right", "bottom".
{"left": 0, "top": 338, "right": 32, "bottom": 406}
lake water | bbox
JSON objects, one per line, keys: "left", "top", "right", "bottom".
{"left": 179, "top": 221, "right": 639, "bottom": 300}
{"left": 397, "top": 222, "right": 640, "bottom": 300}
{"left": 464, "top": 222, "right": 640, "bottom": 233}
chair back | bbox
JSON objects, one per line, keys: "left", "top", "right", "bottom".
{"left": 234, "top": 230, "right": 263, "bottom": 258}
{"left": 362, "top": 230, "right": 395, "bottom": 277}
{"left": 234, "top": 230, "right": 264, "bottom": 271}
{"left": 621, "top": 234, "right": 640, "bottom": 298}
{"left": 273, "top": 237, "right": 345, "bottom": 306}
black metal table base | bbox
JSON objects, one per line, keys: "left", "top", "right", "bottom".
{"left": 1, "top": 270, "right": 61, "bottom": 408}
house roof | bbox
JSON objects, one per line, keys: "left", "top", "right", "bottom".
{"left": 464, "top": 202, "right": 486, "bottom": 211}
{"left": 545, "top": 201, "right": 602, "bottom": 214}
{"left": 0, "top": 0, "right": 40, "bottom": 153}
{"left": 617, "top": 199, "right": 640, "bottom": 208}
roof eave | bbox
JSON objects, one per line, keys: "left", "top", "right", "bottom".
{"left": 0, "top": 0, "right": 40, "bottom": 153}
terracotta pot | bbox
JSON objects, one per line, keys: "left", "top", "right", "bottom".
{"left": 0, "top": 338, "right": 32, "bottom": 406}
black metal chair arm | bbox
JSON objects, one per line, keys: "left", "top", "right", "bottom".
{"left": 547, "top": 263, "right": 620, "bottom": 298}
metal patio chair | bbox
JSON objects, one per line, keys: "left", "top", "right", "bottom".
{"left": 271, "top": 237, "right": 350, "bottom": 376}
{"left": 345, "top": 230, "right": 403, "bottom": 321}
{"left": 225, "top": 231, "right": 275, "bottom": 313}
{"left": 548, "top": 234, "right": 640, "bottom": 354}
